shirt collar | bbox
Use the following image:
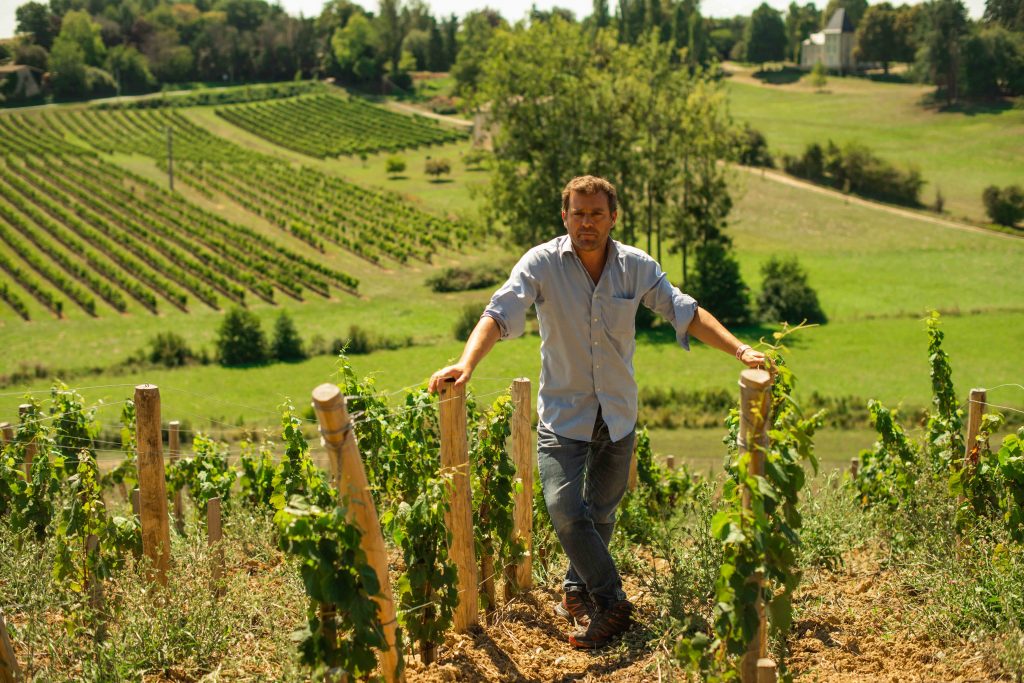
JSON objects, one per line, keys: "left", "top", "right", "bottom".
{"left": 558, "top": 235, "right": 622, "bottom": 268}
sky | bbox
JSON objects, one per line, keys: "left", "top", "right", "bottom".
{"left": 1, "top": 0, "right": 988, "bottom": 51}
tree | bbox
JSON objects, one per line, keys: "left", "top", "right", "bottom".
{"left": 271, "top": 311, "right": 306, "bottom": 361}
{"left": 961, "top": 25, "right": 1024, "bottom": 98}
{"left": 822, "top": 0, "right": 868, "bottom": 28}
{"left": 984, "top": 0, "right": 1024, "bottom": 31}
{"left": 688, "top": 242, "right": 751, "bottom": 326}
{"left": 785, "top": 2, "right": 821, "bottom": 62}
{"left": 56, "top": 10, "right": 105, "bottom": 67}
{"left": 917, "top": 0, "right": 969, "bottom": 104}
{"left": 14, "top": 43, "right": 50, "bottom": 71}
{"left": 105, "top": 44, "right": 156, "bottom": 93}
{"left": 756, "top": 257, "right": 827, "bottom": 325}
{"left": 810, "top": 59, "right": 828, "bottom": 87}
{"left": 215, "top": 307, "right": 267, "bottom": 366}
{"left": 855, "top": 3, "right": 899, "bottom": 73}
{"left": 451, "top": 9, "right": 506, "bottom": 97}
{"left": 332, "top": 13, "right": 382, "bottom": 83}
{"left": 49, "top": 37, "right": 88, "bottom": 97}
{"left": 425, "top": 157, "right": 451, "bottom": 180}
{"left": 982, "top": 185, "right": 1024, "bottom": 226}
{"left": 15, "top": 2, "right": 58, "bottom": 49}
{"left": 744, "top": 3, "right": 787, "bottom": 66}
{"left": 377, "top": 0, "right": 406, "bottom": 76}
{"left": 386, "top": 156, "right": 407, "bottom": 175}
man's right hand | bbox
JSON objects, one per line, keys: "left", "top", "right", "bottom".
{"left": 428, "top": 363, "right": 473, "bottom": 394}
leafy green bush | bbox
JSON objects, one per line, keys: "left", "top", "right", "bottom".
{"left": 270, "top": 311, "right": 306, "bottom": 362}
{"left": 734, "top": 123, "right": 773, "bottom": 167}
{"left": 331, "top": 324, "right": 413, "bottom": 356}
{"left": 385, "top": 157, "right": 406, "bottom": 176}
{"left": 983, "top": 184, "right": 1024, "bottom": 227}
{"left": 425, "top": 264, "right": 505, "bottom": 292}
{"left": 215, "top": 307, "right": 267, "bottom": 366}
{"left": 425, "top": 158, "right": 451, "bottom": 180}
{"left": 453, "top": 303, "right": 484, "bottom": 341}
{"left": 756, "top": 256, "right": 827, "bottom": 325}
{"left": 784, "top": 140, "right": 924, "bottom": 206}
{"left": 147, "top": 331, "right": 196, "bottom": 367}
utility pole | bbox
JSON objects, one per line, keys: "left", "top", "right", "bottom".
{"left": 166, "top": 126, "right": 174, "bottom": 192}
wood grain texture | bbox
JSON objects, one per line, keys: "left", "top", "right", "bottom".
{"left": 134, "top": 384, "right": 171, "bottom": 586}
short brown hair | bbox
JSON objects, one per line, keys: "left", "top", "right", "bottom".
{"left": 561, "top": 175, "right": 617, "bottom": 215}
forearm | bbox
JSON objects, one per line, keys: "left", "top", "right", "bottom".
{"left": 458, "top": 315, "right": 502, "bottom": 371}
{"left": 686, "top": 306, "right": 745, "bottom": 356}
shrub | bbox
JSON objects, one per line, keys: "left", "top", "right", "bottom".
{"left": 327, "top": 325, "right": 413, "bottom": 355}
{"left": 810, "top": 60, "right": 827, "bottom": 89}
{"left": 688, "top": 241, "right": 751, "bottom": 326}
{"left": 463, "top": 149, "right": 489, "bottom": 169}
{"left": 215, "top": 307, "right": 267, "bottom": 366}
{"left": 270, "top": 311, "right": 306, "bottom": 362}
{"left": 425, "top": 158, "right": 451, "bottom": 180}
{"left": 982, "top": 185, "right": 1024, "bottom": 227}
{"left": 385, "top": 157, "right": 406, "bottom": 176}
{"left": 756, "top": 256, "right": 827, "bottom": 325}
{"left": 425, "top": 264, "right": 505, "bottom": 292}
{"left": 784, "top": 139, "right": 924, "bottom": 206}
{"left": 454, "top": 303, "right": 484, "bottom": 341}
{"left": 147, "top": 332, "right": 196, "bottom": 367}
{"left": 734, "top": 123, "right": 773, "bottom": 168}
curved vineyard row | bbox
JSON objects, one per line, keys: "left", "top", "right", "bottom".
{"left": 215, "top": 94, "right": 467, "bottom": 158}
{"left": 0, "top": 154, "right": 361, "bottom": 318}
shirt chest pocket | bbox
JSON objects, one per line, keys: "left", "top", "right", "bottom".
{"left": 603, "top": 296, "right": 637, "bottom": 335}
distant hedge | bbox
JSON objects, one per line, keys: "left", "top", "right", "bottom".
{"left": 94, "top": 81, "right": 323, "bottom": 110}
{"left": 426, "top": 264, "right": 507, "bottom": 293}
{"left": 783, "top": 140, "right": 924, "bottom": 207}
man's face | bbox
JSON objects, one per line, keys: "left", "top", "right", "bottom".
{"left": 562, "top": 191, "right": 616, "bottom": 254}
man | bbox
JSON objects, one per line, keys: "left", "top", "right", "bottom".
{"left": 428, "top": 175, "right": 767, "bottom": 649}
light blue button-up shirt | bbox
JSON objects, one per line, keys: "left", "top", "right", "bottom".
{"left": 482, "top": 235, "right": 698, "bottom": 443}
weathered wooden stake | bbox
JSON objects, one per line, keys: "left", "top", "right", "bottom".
{"left": 312, "top": 383, "right": 403, "bottom": 683}
{"left": 666, "top": 454, "right": 676, "bottom": 471}
{"left": 17, "top": 405, "right": 34, "bottom": 478}
{"left": 0, "top": 423, "right": 11, "bottom": 448}
{"left": 738, "top": 368, "right": 773, "bottom": 683}
{"left": 134, "top": 384, "right": 171, "bottom": 586}
{"left": 169, "top": 421, "right": 185, "bottom": 535}
{"left": 0, "top": 609, "right": 21, "bottom": 683}
{"left": 850, "top": 457, "right": 859, "bottom": 478}
{"left": 439, "top": 379, "right": 479, "bottom": 633}
{"left": 964, "top": 388, "right": 987, "bottom": 470}
{"left": 207, "top": 497, "right": 225, "bottom": 596}
{"left": 757, "top": 658, "right": 778, "bottom": 683}
{"left": 131, "top": 488, "right": 140, "bottom": 517}
{"left": 505, "top": 378, "right": 534, "bottom": 599}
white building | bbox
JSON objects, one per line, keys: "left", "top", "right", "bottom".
{"left": 800, "top": 9, "right": 856, "bottom": 73}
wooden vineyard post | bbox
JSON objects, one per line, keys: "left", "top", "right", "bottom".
{"left": 17, "top": 405, "right": 34, "bottom": 478}
{"left": 134, "top": 385, "right": 171, "bottom": 586}
{"left": 312, "top": 383, "right": 403, "bottom": 683}
{"left": 505, "top": 378, "right": 533, "bottom": 599}
{"left": 131, "top": 488, "right": 140, "bottom": 518}
{"left": 850, "top": 457, "right": 859, "bottom": 479}
{"left": 439, "top": 379, "right": 479, "bottom": 633}
{"left": 964, "top": 388, "right": 987, "bottom": 471}
{"left": 738, "top": 368, "right": 774, "bottom": 683}
{"left": 0, "top": 423, "right": 11, "bottom": 449}
{"left": 0, "top": 609, "right": 21, "bottom": 683}
{"left": 628, "top": 439, "right": 638, "bottom": 491}
{"left": 207, "top": 498, "right": 225, "bottom": 596}
{"left": 666, "top": 455, "right": 676, "bottom": 471}
{"left": 757, "top": 658, "right": 778, "bottom": 683}
{"left": 168, "top": 421, "right": 185, "bottom": 535}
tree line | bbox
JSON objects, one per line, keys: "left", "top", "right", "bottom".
{"left": 733, "top": 0, "right": 1023, "bottom": 102}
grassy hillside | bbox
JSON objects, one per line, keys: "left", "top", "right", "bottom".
{"left": 724, "top": 65, "right": 1024, "bottom": 223}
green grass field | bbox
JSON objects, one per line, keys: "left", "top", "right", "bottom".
{"left": 724, "top": 66, "right": 1024, "bottom": 223}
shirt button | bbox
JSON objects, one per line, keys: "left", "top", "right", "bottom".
{"left": 593, "top": 341, "right": 599, "bottom": 346}
{"left": 593, "top": 317, "right": 598, "bottom": 322}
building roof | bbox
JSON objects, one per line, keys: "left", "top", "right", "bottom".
{"left": 803, "top": 31, "right": 826, "bottom": 46}
{"left": 825, "top": 8, "right": 855, "bottom": 33}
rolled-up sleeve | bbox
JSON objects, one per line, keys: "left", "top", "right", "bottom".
{"left": 483, "top": 254, "right": 541, "bottom": 340}
{"left": 640, "top": 264, "right": 698, "bottom": 350}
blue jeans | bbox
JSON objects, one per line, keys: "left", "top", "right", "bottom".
{"left": 537, "top": 408, "right": 635, "bottom": 608}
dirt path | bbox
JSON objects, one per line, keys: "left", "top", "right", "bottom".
{"left": 736, "top": 165, "right": 1021, "bottom": 242}
{"left": 384, "top": 100, "right": 473, "bottom": 129}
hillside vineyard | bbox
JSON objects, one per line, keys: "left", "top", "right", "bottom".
{"left": 0, "top": 98, "right": 476, "bottom": 320}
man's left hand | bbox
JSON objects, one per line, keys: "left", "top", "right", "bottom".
{"left": 739, "top": 347, "right": 772, "bottom": 370}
